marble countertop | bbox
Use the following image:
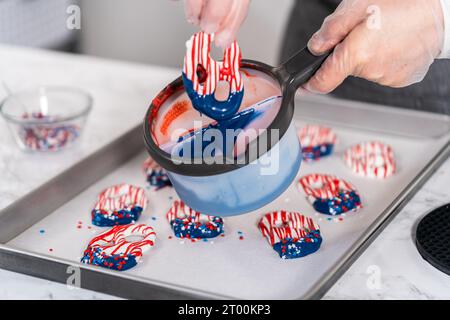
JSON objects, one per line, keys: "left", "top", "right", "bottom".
{"left": 0, "top": 45, "right": 449, "bottom": 300}
{"left": 324, "top": 157, "right": 450, "bottom": 299}
{"left": 0, "top": 44, "right": 179, "bottom": 212}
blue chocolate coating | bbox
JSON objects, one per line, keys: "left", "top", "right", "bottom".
{"left": 166, "top": 123, "right": 301, "bottom": 217}
{"left": 302, "top": 143, "right": 334, "bottom": 161}
{"left": 91, "top": 206, "right": 143, "bottom": 227}
{"left": 312, "top": 190, "right": 361, "bottom": 216}
{"left": 170, "top": 217, "right": 224, "bottom": 239}
{"left": 272, "top": 230, "right": 322, "bottom": 259}
{"left": 182, "top": 73, "right": 244, "bottom": 121}
{"left": 81, "top": 246, "right": 137, "bottom": 271}
{"left": 174, "top": 107, "right": 262, "bottom": 159}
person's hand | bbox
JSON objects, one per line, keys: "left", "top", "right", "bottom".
{"left": 304, "top": 0, "right": 445, "bottom": 93}
{"left": 184, "top": 0, "right": 250, "bottom": 48}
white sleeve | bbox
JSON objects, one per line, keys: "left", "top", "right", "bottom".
{"left": 438, "top": 0, "right": 450, "bottom": 58}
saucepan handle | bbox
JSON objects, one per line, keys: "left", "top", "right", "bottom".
{"left": 276, "top": 47, "right": 330, "bottom": 96}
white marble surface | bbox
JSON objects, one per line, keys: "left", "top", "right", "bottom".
{"left": 324, "top": 157, "right": 450, "bottom": 300}
{"left": 0, "top": 44, "right": 179, "bottom": 211}
{"left": 0, "top": 45, "right": 449, "bottom": 300}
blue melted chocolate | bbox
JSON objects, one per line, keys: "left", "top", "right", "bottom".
{"left": 91, "top": 206, "right": 143, "bottom": 227}
{"left": 170, "top": 217, "right": 224, "bottom": 239}
{"left": 302, "top": 143, "right": 334, "bottom": 161}
{"left": 182, "top": 73, "right": 244, "bottom": 121}
{"left": 81, "top": 247, "right": 137, "bottom": 271}
{"left": 312, "top": 190, "right": 361, "bottom": 216}
{"left": 174, "top": 107, "right": 263, "bottom": 159}
{"left": 272, "top": 230, "right": 322, "bottom": 259}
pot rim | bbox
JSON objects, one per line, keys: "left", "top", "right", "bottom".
{"left": 143, "top": 60, "right": 294, "bottom": 177}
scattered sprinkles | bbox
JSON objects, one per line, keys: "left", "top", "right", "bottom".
{"left": 318, "top": 208, "right": 354, "bottom": 223}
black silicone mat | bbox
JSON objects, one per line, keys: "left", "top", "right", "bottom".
{"left": 416, "top": 203, "right": 450, "bottom": 276}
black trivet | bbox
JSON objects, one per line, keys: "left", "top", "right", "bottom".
{"left": 416, "top": 203, "right": 450, "bottom": 275}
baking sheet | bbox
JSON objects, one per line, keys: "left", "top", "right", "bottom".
{"left": 5, "top": 97, "right": 449, "bottom": 299}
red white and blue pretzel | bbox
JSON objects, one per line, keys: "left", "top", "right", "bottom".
{"left": 182, "top": 32, "right": 244, "bottom": 121}
{"left": 298, "top": 173, "right": 362, "bottom": 216}
{"left": 297, "top": 125, "right": 336, "bottom": 161}
{"left": 142, "top": 157, "right": 172, "bottom": 189}
{"left": 183, "top": 32, "right": 243, "bottom": 96}
{"left": 81, "top": 224, "right": 156, "bottom": 271}
{"left": 94, "top": 183, "right": 147, "bottom": 212}
{"left": 258, "top": 211, "right": 320, "bottom": 246}
{"left": 258, "top": 211, "right": 322, "bottom": 259}
{"left": 91, "top": 184, "right": 148, "bottom": 226}
{"left": 299, "top": 173, "right": 355, "bottom": 200}
{"left": 344, "top": 141, "right": 396, "bottom": 179}
{"left": 166, "top": 200, "right": 224, "bottom": 239}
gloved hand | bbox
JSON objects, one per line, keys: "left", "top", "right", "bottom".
{"left": 184, "top": 0, "right": 251, "bottom": 48}
{"left": 305, "top": 0, "right": 445, "bottom": 94}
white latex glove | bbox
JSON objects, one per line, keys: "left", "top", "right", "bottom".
{"left": 304, "top": 0, "right": 445, "bottom": 94}
{"left": 184, "top": 0, "right": 250, "bottom": 48}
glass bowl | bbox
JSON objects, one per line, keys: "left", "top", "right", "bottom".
{"left": 0, "top": 86, "right": 92, "bottom": 152}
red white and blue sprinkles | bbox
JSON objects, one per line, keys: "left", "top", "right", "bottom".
{"left": 258, "top": 211, "right": 322, "bottom": 259}
{"left": 80, "top": 224, "right": 156, "bottom": 271}
{"left": 20, "top": 112, "right": 80, "bottom": 152}
{"left": 166, "top": 200, "right": 224, "bottom": 240}
{"left": 91, "top": 184, "right": 148, "bottom": 227}
{"left": 298, "top": 173, "right": 362, "bottom": 216}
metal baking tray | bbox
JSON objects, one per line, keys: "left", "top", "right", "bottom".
{"left": 0, "top": 96, "right": 449, "bottom": 299}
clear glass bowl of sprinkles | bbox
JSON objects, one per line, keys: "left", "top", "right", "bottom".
{"left": 0, "top": 86, "right": 93, "bottom": 152}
